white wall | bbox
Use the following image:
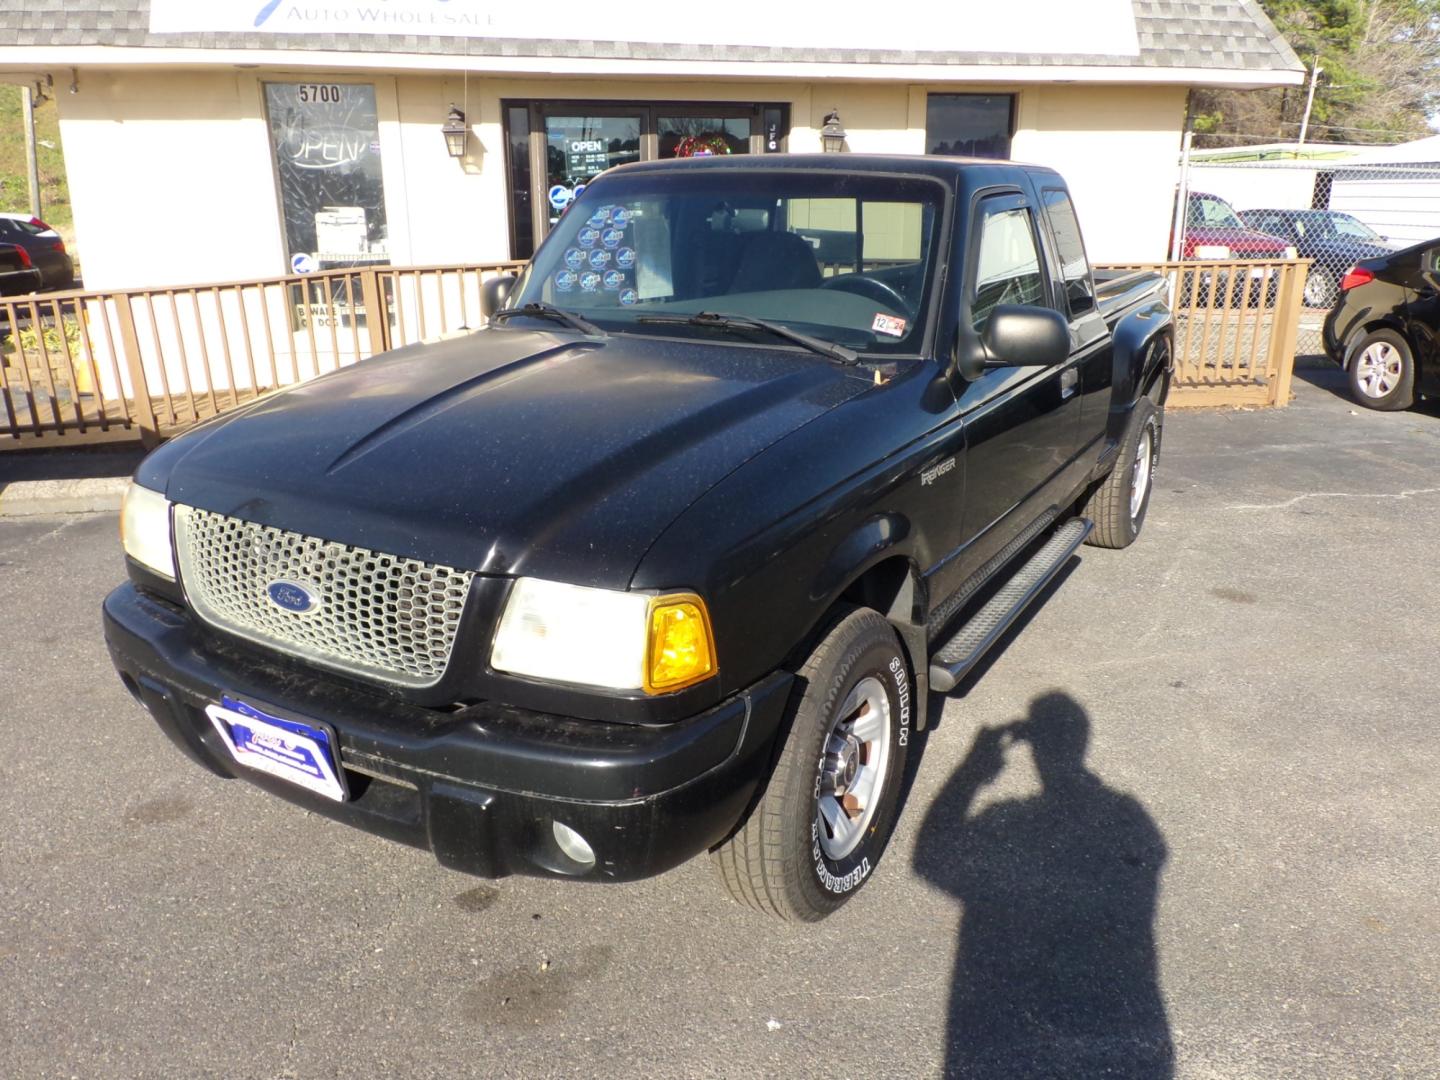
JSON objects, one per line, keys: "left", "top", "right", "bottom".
{"left": 58, "top": 70, "right": 287, "bottom": 291}
{"left": 1183, "top": 164, "right": 1319, "bottom": 217}
{"left": 1011, "top": 84, "right": 1188, "bottom": 263}
{"left": 57, "top": 71, "right": 1186, "bottom": 290}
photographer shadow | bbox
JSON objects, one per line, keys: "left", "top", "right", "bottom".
{"left": 913, "top": 692, "right": 1173, "bottom": 1079}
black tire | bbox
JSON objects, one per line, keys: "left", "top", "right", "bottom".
{"left": 1083, "top": 397, "right": 1161, "bottom": 550}
{"left": 712, "top": 608, "right": 914, "bottom": 922}
{"left": 1346, "top": 329, "right": 1415, "bottom": 411}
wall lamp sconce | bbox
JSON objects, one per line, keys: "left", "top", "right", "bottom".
{"left": 442, "top": 104, "right": 468, "bottom": 159}
{"left": 820, "top": 108, "right": 847, "bottom": 153}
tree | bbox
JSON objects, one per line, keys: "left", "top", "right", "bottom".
{"left": 1191, "top": 0, "right": 1440, "bottom": 146}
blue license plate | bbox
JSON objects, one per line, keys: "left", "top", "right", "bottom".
{"left": 204, "top": 695, "right": 347, "bottom": 802}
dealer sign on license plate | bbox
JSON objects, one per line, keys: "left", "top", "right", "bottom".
{"left": 205, "top": 695, "right": 347, "bottom": 802}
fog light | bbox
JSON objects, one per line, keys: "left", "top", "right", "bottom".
{"left": 552, "top": 821, "right": 596, "bottom": 868}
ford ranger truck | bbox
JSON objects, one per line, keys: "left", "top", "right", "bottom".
{"left": 105, "top": 156, "right": 1171, "bottom": 922}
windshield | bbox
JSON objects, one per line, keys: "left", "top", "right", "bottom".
{"left": 507, "top": 169, "right": 946, "bottom": 356}
{"left": 1299, "top": 211, "right": 1382, "bottom": 242}
{"left": 1188, "top": 195, "right": 1245, "bottom": 231}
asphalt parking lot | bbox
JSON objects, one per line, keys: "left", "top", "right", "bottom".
{"left": 2, "top": 364, "right": 1438, "bottom": 1079}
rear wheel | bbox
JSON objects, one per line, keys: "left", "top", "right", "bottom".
{"left": 1347, "top": 329, "right": 1414, "bottom": 411}
{"left": 1083, "top": 397, "right": 1161, "bottom": 550}
{"left": 712, "top": 609, "right": 913, "bottom": 922}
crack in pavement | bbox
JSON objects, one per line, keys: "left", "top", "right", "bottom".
{"left": 1226, "top": 487, "right": 1440, "bottom": 512}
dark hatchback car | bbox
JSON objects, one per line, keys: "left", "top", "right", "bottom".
{"left": 1240, "top": 208, "right": 1396, "bottom": 309}
{"left": 1323, "top": 238, "right": 1440, "bottom": 410}
{"left": 0, "top": 214, "right": 74, "bottom": 290}
{"left": 0, "top": 241, "right": 42, "bottom": 295}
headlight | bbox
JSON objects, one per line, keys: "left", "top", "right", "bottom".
{"left": 1194, "top": 244, "right": 1231, "bottom": 259}
{"left": 491, "top": 578, "right": 716, "bottom": 694}
{"left": 120, "top": 482, "right": 175, "bottom": 580}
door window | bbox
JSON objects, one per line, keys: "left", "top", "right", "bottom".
{"left": 972, "top": 204, "right": 1044, "bottom": 331}
{"left": 544, "top": 115, "right": 642, "bottom": 228}
{"left": 1041, "top": 188, "right": 1095, "bottom": 318}
{"left": 658, "top": 117, "right": 752, "bottom": 159}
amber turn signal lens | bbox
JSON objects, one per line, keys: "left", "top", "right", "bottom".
{"left": 644, "top": 594, "right": 717, "bottom": 694}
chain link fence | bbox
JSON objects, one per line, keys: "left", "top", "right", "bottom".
{"left": 1176, "top": 138, "right": 1438, "bottom": 356}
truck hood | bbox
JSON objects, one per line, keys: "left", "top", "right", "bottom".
{"left": 147, "top": 327, "right": 869, "bottom": 587}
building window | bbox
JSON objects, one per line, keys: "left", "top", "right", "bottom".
{"left": 504, "top": 105, "right": 535, "bottom": 260}
{"left": 263, "top": 82, "right": 389, "bottom": 272}
{"left": 925, "top": 94, "right": 1015, "bottom": 159}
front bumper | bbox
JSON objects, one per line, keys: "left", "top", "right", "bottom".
{"left": 103, "top": 582, "right": 794, "bottom": 882}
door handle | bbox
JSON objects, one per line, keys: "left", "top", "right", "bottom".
{"left": 1060, "top": 368, "right": 1079, "bottom": 399}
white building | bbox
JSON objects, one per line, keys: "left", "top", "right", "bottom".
{"left": 0, "top": 0, "right": 1302, "bottom": 291}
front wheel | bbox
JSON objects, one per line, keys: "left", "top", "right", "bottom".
{"left": 1083, "top": 396, "right": 1161, "bottom": 550}
{"left": 1347, "top": 329, "right": 1415, "bottom": 411}
{"left": 1303, "top": 267, "right": 1336, "bottom": 309}
{"left": 712, "top": 609, "right": 913, "bottom": 921}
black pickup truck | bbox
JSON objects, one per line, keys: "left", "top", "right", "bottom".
{"left": 105, "top": 156, "right": 1171, "bottom": 921}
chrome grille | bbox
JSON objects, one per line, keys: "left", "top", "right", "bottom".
{"left": 173, "top": 505, "right": 474, "bottom": 688}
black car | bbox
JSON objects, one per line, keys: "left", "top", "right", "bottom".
{"left": 0, "top": 214, "right": 74, "bottom": 290}
{"left": 1323, "top": 238, "right": 1440, "bottom": 410}
{"left": 104, "top": 155, "right": 1172, "bottom": 921}
{"left": 1239, "top": 208, "right": 1396, "bottom": 309}
{"left": 0, "top": 241, "right": 42, "bottom": 296}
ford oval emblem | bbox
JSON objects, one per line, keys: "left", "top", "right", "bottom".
{"left": 266, "top": 579, "right": 321, "bottom": 615}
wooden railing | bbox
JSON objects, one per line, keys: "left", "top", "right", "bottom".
{"left": 0, "top": 261, "right": 525, "bottom": 449}
{"left": 1097, "top": 259, "right": 1309, "bottom": 409}
{"left": 1, "top": 256, "right": 1311, "bottom": 449}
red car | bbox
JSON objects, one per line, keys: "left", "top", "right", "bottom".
{"left": 1181, "top": 192, "right": 1294, "bottom": 260}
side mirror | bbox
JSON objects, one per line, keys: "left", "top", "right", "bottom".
{"left": 981, "top": 305, "right": 1070, "bottom": 368}
{"left": 480, "top": 274, "right": 517, "bottom": 319}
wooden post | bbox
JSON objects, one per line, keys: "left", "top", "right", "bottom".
{"left": 1268, "top": 261, "right": 1308, "bottom": 408}
{"left": 358, "top": 269, "right": 389, "bottom": 357}
{"left": 114, "top": 294, "right": 160, "bottom": 447}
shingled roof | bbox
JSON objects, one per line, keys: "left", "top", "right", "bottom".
{"left": 0, "top": 0, "right": 1302, "bottom": 75}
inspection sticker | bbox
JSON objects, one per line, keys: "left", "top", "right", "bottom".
{"left": 872, "top": 313, "right": 907, "bottom": 338}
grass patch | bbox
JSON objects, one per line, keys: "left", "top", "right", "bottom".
{"left": 0, "top": 84, "right": 73, "bottom": 242}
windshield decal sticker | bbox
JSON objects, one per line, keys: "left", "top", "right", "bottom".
{"left": 603, "top": 270, "right": 625, "bottom": 290}
{"left": 589, "top": 249, "right": 611, "bottom": 270}
{"left": 619, "top": 288, "right": 638, "bottom": 306}
{"left": 601, "top": 227, "right": 624, "bottom": 249}
{"left": 615, "top": 246, "right": 636, "bottom": 270}
{"left": 554, "top": 270, "right": 577, "bottom": 292}
{"left": 563, "top": 248, "right": 586, "bottom": 270}
{"left": 580, "top": 271, "right": 602, "bottom": 292}
{"left": 577, "top": 227, "right": 600, "bottom": 249}
{"left": 872, "top": 313, "right": 907, "bottom": 338}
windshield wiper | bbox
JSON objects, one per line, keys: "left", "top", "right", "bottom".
{"left": 636, "top": 311, "right": 858, "bottom": 366}
{"left": 490, "top": 303, "right": 605, "bottom": 336}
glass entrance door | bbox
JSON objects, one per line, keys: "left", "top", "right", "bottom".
{"left": 506, "top": 102, "right": 790, "bottom": 257}
{"left": 543, "top": 114, "right": 642, "bottom": 229}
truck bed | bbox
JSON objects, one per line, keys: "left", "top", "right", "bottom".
{"left": 1095, "top": 268, "right": 1167, "bottom": 326}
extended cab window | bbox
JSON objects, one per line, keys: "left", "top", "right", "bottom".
{"left": 972, "top": 202, "right": 1044, "bottom": 332}
{"left": 1042, "top": 189, "right": 1095, "bottom": 318}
